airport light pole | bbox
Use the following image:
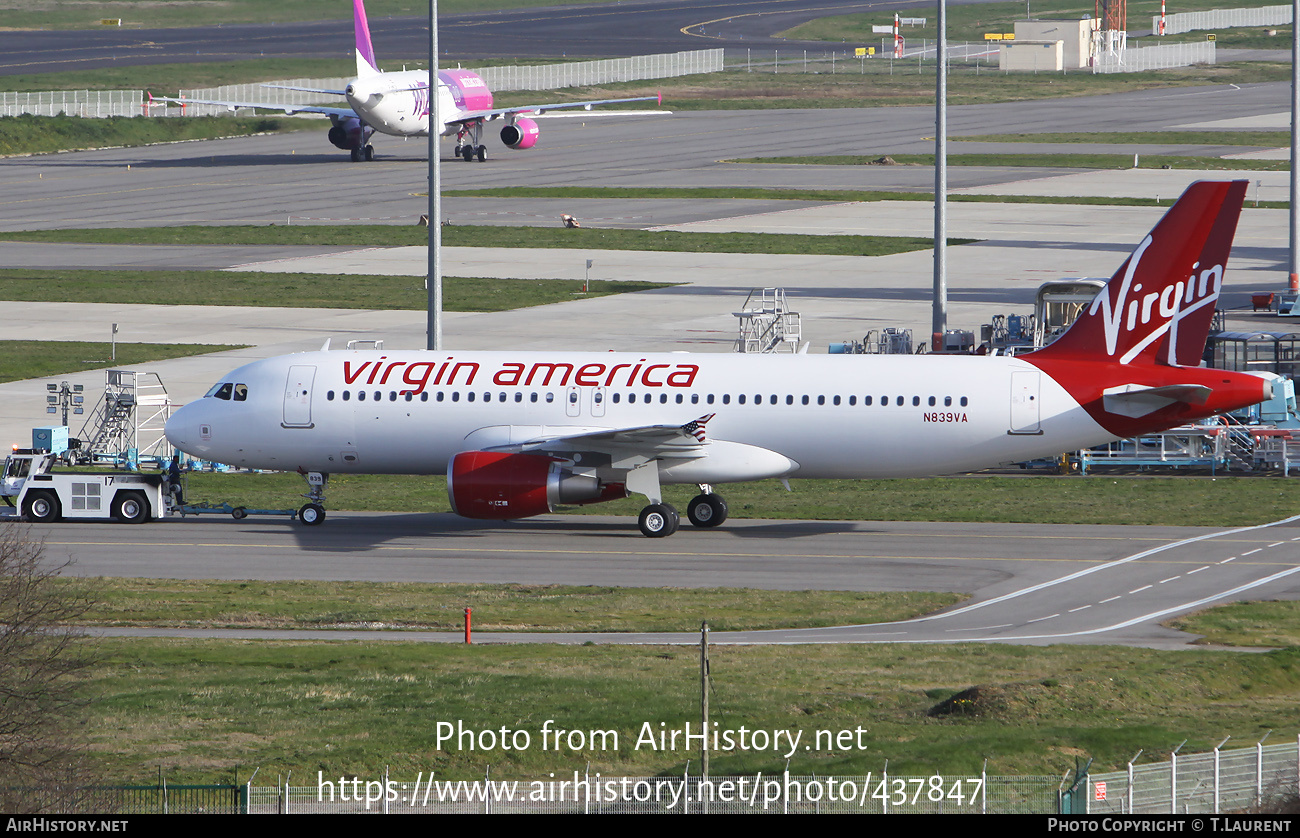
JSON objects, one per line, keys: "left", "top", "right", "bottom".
{"left": 428, "top": 0, "right": 443, "bottom": 350}
{"left": 932, "top": 0, "right": 948, "bottom": 351}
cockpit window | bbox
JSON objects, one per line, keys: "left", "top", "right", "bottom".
{"left": 206, "top": 383, "right": 234, "bottom": 400}
{"left": 233, "top": 383, "right": 248, "bottom": 402}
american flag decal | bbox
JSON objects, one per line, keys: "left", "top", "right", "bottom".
{"left": 682, "top": 413, "right": 715, "bottom": 443}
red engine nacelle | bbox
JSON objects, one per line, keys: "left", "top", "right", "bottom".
{"left": 500, "top": 116, "right": 540, "bottom": 150}
{"left": 447, "top": 451, "right": 626, "bottom": 520}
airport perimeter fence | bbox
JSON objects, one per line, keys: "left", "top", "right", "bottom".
{"left": 1155, "top": 4, "right": 1290, "bottom": 35}
{"left": 476, "top": 49, "right": 723, "bottom": 91}
{"left": 0, "top": 89, "right": 145, "bottom": 118}
{"left": 729, "top": 43, "right": 1000, "bottom": 74}
{"left": 1093, "top": 41, "right": 1217, "bottom": 73}
{"left": 1086, "top": 737, "right": 1300, "bottom": 815}
{"left": 173, "top": 78, "right": 353, "bottom": 117}
{"left": 245, "top": 773, "right": 1061, "bottom": 814}
{"left": 729, "top": 41, "right": 1211, "bottom": 75}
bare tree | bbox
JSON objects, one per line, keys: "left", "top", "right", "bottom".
{"left": 0, "top": 523, "right": 99, "bottom": 813}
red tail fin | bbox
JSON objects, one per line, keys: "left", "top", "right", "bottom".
{"left": 1029, "top": 180, "right": 1247, "bottom": 367}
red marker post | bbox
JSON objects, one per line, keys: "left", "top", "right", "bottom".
{"left": 464, "top": 607, "right": 472, "bottom": 644}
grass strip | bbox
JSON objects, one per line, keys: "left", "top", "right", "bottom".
{"left": 953, "top": 131, "right": 1293, "bottom": 147}
{"left": 0, "top": 341, "right": 243, "bottom": 384}
{"left": 163, "top": 471, "right": 1300, "bottom": 528}
{"left": 0, "top": 226, "right": 960, "bottom": 257}
{"left": 1171, "top": 601, "right": 1300, "bottom": 648}
{"left": 0, "top": 271, "right": 669, "bottom": 311}
{"left": 442, "top": 186, "right": 1290, "bottom": 210}
{"left": 733, "top": 153, "right": 1289, "bottom": 171}
{"left": 83, "top": 637, "right": 1300, "bottom": 782}
{"left": 0, "top": 115, "right": 308, "bottom": 156}
{"left": 69, "top": 578, "right": 960, "bottom": 633}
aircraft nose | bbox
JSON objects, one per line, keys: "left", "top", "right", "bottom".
{"left": 164, "top": 402, "right": 199, "bottom": 454}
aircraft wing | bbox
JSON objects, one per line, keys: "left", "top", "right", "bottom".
{"left": 263, "top": 84, "right": 349, "bottom": 96}
{"left": 150, "top": 94, "right": 355, "bottom": 119}
{"left": 502, "top": 413, "right": 715, "bottom": 461}
{"left": 451, "top": 94, "right": 664, "bottom": 125}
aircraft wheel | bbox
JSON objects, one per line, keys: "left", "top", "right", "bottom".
{"left": 687, "top": 493, "right": 728, "bottom": 528}
{"left": 461, "top": 146, "right": 474, "bottom": 162}
{"left": 350, "top": 148, "right": 362, "bottom": 162}
{"left": 476, "top": 145, "right": 487, "bottom": 162}
{"left": 22, "top": 490, "right": 61, "bottom": 523}
{"left": 638, "top": 503, "right": 679, "bottom": 538}
{"left": 111, "top": 491, "right": 150, "bottom": 524}
{"left": 364, "top": 145, "right": 375, "bottom": 161}
{"left": 299, "top": 503, "right": 326, "bottom": 526}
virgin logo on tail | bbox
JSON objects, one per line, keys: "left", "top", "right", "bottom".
{"left": 1031, "top": 180, "right": 1246, "bottom": 369}
{"left": 1090, "top": 235, "right": 1224, "bottom": 365}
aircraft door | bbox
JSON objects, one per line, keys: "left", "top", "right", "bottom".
{"left": 283, "top": 365, "right": 317, "bottom": 428}
{"left": 1009, "top": 370, "right": 1042, "bottom": 434}
{"left": 565, "top": 386, "right": 581, "bottom": 417}
{"left": 591, "top": 386, "right": 606, "bottom": 417}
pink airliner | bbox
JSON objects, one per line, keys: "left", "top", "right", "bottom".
{"left": 162, "top": 0, "right": 662, "bottom": 162}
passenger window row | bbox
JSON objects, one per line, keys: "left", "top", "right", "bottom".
{"left": 324, "top": 390, "right": 970, "bottom": 407}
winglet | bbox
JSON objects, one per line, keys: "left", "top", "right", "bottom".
{"left": 682, "top": 413, "right": 715, "bottom": 443}
{"left": 354, "top": 0, "right": 380, "bottom": 77}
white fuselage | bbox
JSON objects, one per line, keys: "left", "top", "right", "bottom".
{"left": 164, "top": 350, "right": 1110, "bottom": 481}
{"left": 343, "top": 70, "right": 470, "bottom": 138}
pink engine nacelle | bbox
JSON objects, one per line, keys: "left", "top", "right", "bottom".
{"left": 447, "top": 451, "right": 626, "bottom": 520}
{"left": 500, "top": 117, "right": 540, "bottom": 150}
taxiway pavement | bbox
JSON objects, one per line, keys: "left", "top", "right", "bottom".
{"left": 25, "top": 513, "right": 1300, "bottom": 649}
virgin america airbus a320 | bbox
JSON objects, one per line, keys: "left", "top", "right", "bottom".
{"left": 158, "top": 0, "right": 662, "bottom": 161}
{"left": 156, "top": 181, "right": 1268, "bottom": 537}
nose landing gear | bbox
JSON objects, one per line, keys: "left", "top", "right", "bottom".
{"left": 299, "top": 472, "right": 328, "bottom": 526}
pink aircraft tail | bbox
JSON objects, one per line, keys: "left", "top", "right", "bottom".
{"left": 354, "top": 0, "right": 379, "bottom": 76}
{"left": 1029, "top": 180, "right": 1247, "bottom": 368}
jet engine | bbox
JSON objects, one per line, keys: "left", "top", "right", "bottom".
{"left": 447, "top": 451, "right": 625, "bottom": 520}
{"left": 327, "top": 115, "right": 371, "bottom": 151}
{"left": 500, "top": 117, "right": 540, "bottom": 150}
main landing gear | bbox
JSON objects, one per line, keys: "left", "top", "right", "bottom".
{"left": 350, "top": 145, "right": 376, "bottom": 162}
{"left": 454, "top": 122, "right": 488, "bottom": 162}
{"left": 636, "top": 486, "right": 728, "bottom": 538}
{"left": 454, "top": 144, "right": 487, "bottom": 162}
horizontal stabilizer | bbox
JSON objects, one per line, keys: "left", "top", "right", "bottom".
{"left": 1102, "top": 382, "right": 1212, "bottom": 418}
